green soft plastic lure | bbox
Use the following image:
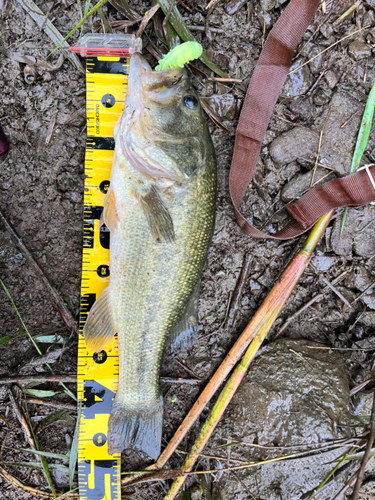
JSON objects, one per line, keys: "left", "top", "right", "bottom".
{"left": 155, "top": 41, "right": 203, "bottom": 71}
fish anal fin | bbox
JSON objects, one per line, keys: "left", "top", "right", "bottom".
{"left": 139, "top": 185, "right": 175, "bottom": 243}
{"left": 100, "top": 188, "right": 118, "bottom": 233}
{"left": 107, "top": 396, "right": 163, "bottom": 460}
{"left": 168, "top": 279, "right": 200, "bottom": 349}
{"left": 83, "top": 287, "right": 115, "bottom": 353}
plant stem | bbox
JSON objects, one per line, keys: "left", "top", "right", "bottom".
{"left": 164, "top": 211, "right": 334, "bottom": 499}
{"left": 340, "top": 80, "right": 375, "bottom": 235}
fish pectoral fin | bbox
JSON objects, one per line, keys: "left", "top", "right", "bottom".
{"left": 100, "top": 188, "right": 118, "bottom": 233}
{"left": 139, "top": 185, "right": 175, "bottom": 243}
{"left": 168, "top": 279, "right": 200, "bottom": 349}
{"left": 83, "top": 287, "right": 115, "bottom": 353}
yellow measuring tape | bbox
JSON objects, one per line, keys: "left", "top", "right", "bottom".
{"left": 75, "top": 36, "right": 131, "bottom": 499}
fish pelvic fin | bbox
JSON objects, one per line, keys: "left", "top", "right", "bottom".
{"left": 83, "top": 287, "right": 115, "bottom": 353}
{"left": 139, "top": 185, "right": 175, "bottom": 243}
{"left": 107, "top": 396, "right": 163, "bottom": 460}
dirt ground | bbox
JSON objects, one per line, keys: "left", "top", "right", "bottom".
{"left": 0, "top": 0, "right": 375, "bottom": 498}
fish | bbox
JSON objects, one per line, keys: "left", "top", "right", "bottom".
{"left": 83, "top": 52, "right": 217, "bottom": 459}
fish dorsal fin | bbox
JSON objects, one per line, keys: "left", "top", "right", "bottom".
{"left": 139, "top": 185, "right": 175, "bottom": 243}
{"left": 168, "top": 279, "right": 200, "bottom": 349}
{"left": 100, "top": 188, "right": 118, "bottom": 233}
{"left": 83, "top": 287, "right": 115, "bottom": 353}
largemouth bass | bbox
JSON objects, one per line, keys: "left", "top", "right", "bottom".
{"left": 83, "top": 53, "right": 216, "bottom": 459}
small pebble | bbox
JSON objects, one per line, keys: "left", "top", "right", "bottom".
{"left": 348, "top": 40, "right": 372, "bottom": 60}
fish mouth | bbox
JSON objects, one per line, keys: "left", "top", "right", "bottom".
{"left": 130, "top": 52, "right": 187, "bottom": 92}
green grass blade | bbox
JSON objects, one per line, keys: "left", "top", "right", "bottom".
{"left": 24, "top": 403, "right": 57, "bottom": 496}
{"left": 0, "top": 331, "right": 26, "bottom": 345}
{"left": 84, "top": 0, "right": 91, "bottom": 16}
{"left": 340, "top": 80, "right": 375, "bottom": 236}
{"left": 56, "top": 486, "right": 79, "bottom": 499}
{"left": 0, "top": 280, "right": 41, "bottom": 355}
{"left": 2, "top": 461, "right": 70, "bottom": 472}
{"left": 22, "top": 388, "right": 57, "bottom": 398}
{"left": 46, "top": 363, "right": 77, "bottom": 401}
{"left": 48, "top": 0, "right": 109, "bottom": 57}
{"left": 69, "top": 402, "right": 82, "bottom": 488}
{"left": 37, "top": 410, "right": 75, "bottom": 432}
{"left": 11, "top": 446, "right": 69, "bottom": 461}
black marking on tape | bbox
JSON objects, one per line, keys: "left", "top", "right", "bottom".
{"left": 86, "top": 137, "right": 115, "bottom": 151}
{"left": 83, "top": 380, "right": 115, "bottom": 419}
{"left": 93, "top": 350, "right": 108, "bottom": 364}
{"left": 97, "top": 264, "right": 110, "bottom": 277}
{"left": 101, "top": 94, "right": 116, "bottom": 108}
{"left": 99, "top": 225, "right": 110, "bottom": 249}
{"left": 99, "top": 180, "right": 110, "bottom": 193}
{"left": 78, "top": 460, "right": 118, "bottom": 499}
{"left": 93, "top": 433, "right": 107, "bottom": 447}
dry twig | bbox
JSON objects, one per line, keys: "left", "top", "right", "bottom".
{"left": 290, "top": 26, "right": 370, "bottom": 75}
{"left": 0, "top": 464, "right": 78, "bottom": 498}
{"left": 8, "top": 389, "right": 35, "bottom": 448}
{"left": 136, "top": 4, "right": 160, "bottom": 37}
{"left": 352, "top": 391, "right": 375, "bottom": 499}
{"left": 275, "top": 271, "right": 347, "bottom": 337}
{"left": 321, "top": 277, "right": 351, "bottom": 308}
{"left": 226, "top": 253, "right": 252, "bottom": 329}
{"left": 0, "top": 375, "right": 76, "bottom": 385}
{"left": 310, "top": 106, "right": 332, "bottom": 187}
{"left": 341, "top": 110, "right": 359, "bottom": 129}
{"left": 27, "top": 398, "right": 77, "bottom": 412}
{"left": 207, "top": 77, "right": 242, "bottom": 83}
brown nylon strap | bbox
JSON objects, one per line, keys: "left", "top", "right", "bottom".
{"left": 229, "top": 0, "right": 375, "bottom": 240}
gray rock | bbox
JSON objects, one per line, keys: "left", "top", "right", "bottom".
{"left": 313, "top": 87, "right": 332, "bottom": 106}
{"left": 348, "top": 40, "right": 372, "bottom": 60}
{"left": 282, "top": 59, "right": 312, "bottom": 97}
{"left": 358, "top": 312, "right": 375, "bottom": 327}
{"left": 257, "top": 10, "right": 273, "bottom": 30}
{"left": 211, "top": 339, "right": 351, "bottom": 500}
{"left": 342, "top": 25, "right": 364, "bottom": 48}
{"left": 311, "top": 253, "right": 335, "bottom": 271}
{"left": 203, "top": 94, "right": 237, "bottom": 121}
{"left": 309, "top": 45, "right": 324, "bottom": 73}
{"left": 363, "top": 9, "right": 375, "bottom": 27}
{"left": 353, "top": 390, "right": 373, "bottom": 435}
{"left": 362, "top": 293, "right": 375, "bottom": 309}
{"left": 345, "top": 266, "right": 371, "bottom": 292}
{"left": 320, "top": 23, "right": 333, "bottom": 39}
{"left": 280, "top": 167, "right": 335, "bottom": 203}
{"left": 56, "top": 172, "right": 78, "bottom": 192}
{"left": 324, "top": 69, "right": 338, "bottom": 89}
{"left": 225, "top": 0, "right": 247, "bottom": 15}
{"left": 269, "top": 127, "right": 319, "bottom": 166}
{"left": 318, "top": 92, "right": 364, "bottom": 175}
{"left": 331, "top": 206, "right": 375, "bottom": 257}
{"left": 0, "top": 231, "right": 26, "bottom": 269}
{"left": 288, "top": 97, "right": 315, "bottom": 122}
{"left": 350, "top": 269, "right": 371, "bottom": 295}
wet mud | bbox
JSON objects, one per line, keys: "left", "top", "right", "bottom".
{"left": 0, "top": 0, "right": 375, "bottom": 498}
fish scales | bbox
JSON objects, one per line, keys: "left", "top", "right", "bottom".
{"left": 83, "top": 52, "right": 216, "bottom": 459}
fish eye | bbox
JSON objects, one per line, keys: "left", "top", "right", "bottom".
{"left": 184, "top": 95, "right": 198, "bottom": 109}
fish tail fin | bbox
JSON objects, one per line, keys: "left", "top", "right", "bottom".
{"left": 107, "top": 396, "right": 163, "bottom": 460}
